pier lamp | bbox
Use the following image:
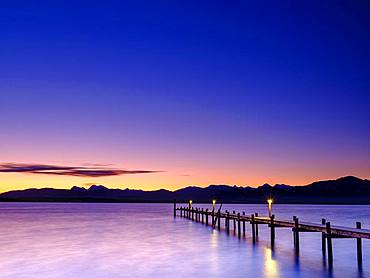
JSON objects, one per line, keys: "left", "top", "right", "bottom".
{"left": 267, "top": 199, "right": 273, "bottom": 217}
{"left": 189, "top": 200, "right": 193, "bottom": 209}
{"left": 212, "top": 199, "right": 216, "bottom": 210}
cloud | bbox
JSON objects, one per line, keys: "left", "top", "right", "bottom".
{"left": 0, "top": 163, "right": 162, "bottom": 177}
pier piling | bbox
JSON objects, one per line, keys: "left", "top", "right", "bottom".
{"left": 356, "top": 222, "right": 363, "bottom": 268}
{"left": 322, "top": 218, "right": 326, "bottom": 256}
{"left": 237, "top": 213, "right": 241, "bottom": 238}
{"left": 242, "top": 212, "right": 246, "bottom": 236}
{"left": 206, "top": 209, "right": 209, "bottom": 225}
{"left": 270, "top": 214, "right": 275, "bottom": 248}
{"left": 233, "top": 210, "right": 236, "bottom": 232}
{"left": 255, "top": 213, "right": 259, "bottom": 238}
{"left": 326, "top": 222, "right": 333, "bottom": 267}
{"left": 217, "top": 210, "right": 221, "bottom": 230}
{"left": 226, "top": 211, "right": 230, "bottom": 233}
{"left": 293, "top": 216, "right": 300, "bottom": 255}
{"left": 251, "top": 214, "right": 256, "bottom": 242}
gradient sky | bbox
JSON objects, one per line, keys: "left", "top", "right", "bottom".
{"left": 1, "top": 1, "right": 369, "bottom": 192}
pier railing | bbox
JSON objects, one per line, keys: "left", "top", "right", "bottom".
{"left": 173, "top": 202, "right": 369, "bottom": 269}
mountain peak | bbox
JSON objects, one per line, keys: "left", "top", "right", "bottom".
{"left": 88, "top": 185, "right": 109, "bottom": 191}
{"left": 259, "top": 183, "right": 272, "bottom": 189}
{"left": 336, "top": 176, "right": 362, "bottom": 182}
{"left": 71, "top": 186, "right": 87, "bottom": 192}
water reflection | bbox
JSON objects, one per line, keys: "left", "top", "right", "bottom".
{"left": 264, "top": 247, "right": 279, "bottom": 277}
{"left": 209, "top": 229, "right": 219, "bottom": 273}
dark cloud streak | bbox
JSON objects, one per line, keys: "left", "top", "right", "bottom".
{"left": 0, "top": 163, "right": 162, "bottom": 177}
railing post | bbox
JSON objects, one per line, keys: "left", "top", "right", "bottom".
{"left": 356, "top": 222, "right": 363, "bottom": 269}
{"left": 326, "top": 222, "right": 333, "bottom": 268}
{"left": 202, "top": 208, "right": 204, "bottom": 223}
{"left": 270, "top": 214, "right": 275, "bottom": 248}
{"left": 322, "top": 218, "right": 326, "bottom": 256}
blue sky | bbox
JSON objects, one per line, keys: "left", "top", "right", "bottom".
{"left": 1, "top": 1, "right": 369, "bottom": 190}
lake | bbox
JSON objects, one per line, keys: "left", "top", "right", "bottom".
{"left": 0, "top": 203, "right": 369, "bottom": 277}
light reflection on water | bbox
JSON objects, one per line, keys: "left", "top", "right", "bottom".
{"left": 264, "top": 247, "right": 279, "bottom": 278}
{"left": 0, "top": 203, "right": 369, "bottom": 277}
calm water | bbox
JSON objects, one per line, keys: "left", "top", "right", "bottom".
{"left": 0, "top": 203, "right": 369, "bottom": 278}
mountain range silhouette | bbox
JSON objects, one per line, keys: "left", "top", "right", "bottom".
{"left": 1, "top": 176, "right": 370, "bottom": 204}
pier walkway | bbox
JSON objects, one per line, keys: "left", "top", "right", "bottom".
{"left": 174, "top": 202, "right": 370, "bottom": 269}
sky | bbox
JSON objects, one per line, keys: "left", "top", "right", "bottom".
{"left": 1, "top": 1, "right": 369, "bottom": 192}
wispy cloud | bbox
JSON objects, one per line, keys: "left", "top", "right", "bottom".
{"left": 0, "top": 163, "right": 162, "bottom": 177}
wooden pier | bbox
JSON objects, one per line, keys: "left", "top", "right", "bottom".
{"left": 174, "top": 201, "right": 370, "bottom": 269}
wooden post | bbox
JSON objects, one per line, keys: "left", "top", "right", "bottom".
{"left": 326, "top": 222, "right": 333, "bottom": 267}
{"left": 192, "top": 208, "right": 194, "bottom": 221}
{"left": 173, "top": 200, "right": 176, "bottom": 217}
{"left": 270, "top": 214, "right": 275, "bottom": 247}
{"left": 201, "top": 208, "right": 204, "bottom": 223}
{"left": 212, "top": 209, "right": 215, "bottom": 226}
{"left": 294, "top": 216, "right": 300, "bottom": 255}
{"left": 237, "top": 213, "right": 241, "bottom": 238}
{"left": 251, "top": 214, "right": 256, "bottom": 242}
{"left": 356, "top": 222, "right": 363, "bottom": 268}
{"left": 225, "top": 210, "right": 230, "bottom": 233}
{"left": 293, "top": 216, "right": 296, "bottom": 247}
{"left": 217, "top": 210, "right": 221, "bottom": 230}
{"left": 242, "top": 212, "right": 246, "bottom": 236}
{"left": 233, "top": 210, "right": 236, "bottom": 232}
{"left": 255, "top": 212, "right": 259, "bottom": 237}
{"left": 322, "top": 218, "right": 326, "bottom": 256}
{"left": 206, "top": 209, "right": 209, "bottom": 225}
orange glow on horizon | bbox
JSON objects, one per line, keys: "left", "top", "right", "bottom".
{"left": 0, "top": 168, "right": 370, "bottom": 193}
